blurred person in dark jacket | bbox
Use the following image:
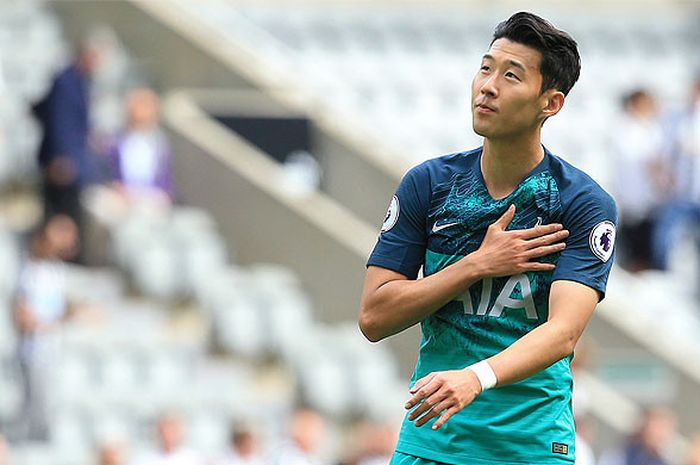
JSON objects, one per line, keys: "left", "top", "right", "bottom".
{"left": 33, "top": 42, "right": 101, "bottom": 251}
{"left": 599, "top": 407, "right": 677, "bottom": 465}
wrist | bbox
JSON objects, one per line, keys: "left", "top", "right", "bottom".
{"left": 466, "top": 360, "right": 498, "bottom": 392}
{"left": 461, "top": 251, "right": 489, "bottom": 281}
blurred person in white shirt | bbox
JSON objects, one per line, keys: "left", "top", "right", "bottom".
{"left": 353, "top": 422, "right": 397, "bottom": 465}
{"left": 611, "top": 89, "right": 668, "bottom": 272}
{"left": 687, "top": 434, "right": 700, "bottom": 465}
{"left": 98, "top": 441, "right": 128, "bottom": 465}
{"left": 269, "top": 408, "right": 326, "bottom": 465}
{"left": 132, "top": 414, "right": 202, "bottom": 465}
{"left": 216, "top": 427, "right": 264, "bottom": 465}
{"left": 652, "top": 79, "right": 700, "bottom": 272}
{"left": 107, "top": 88, "right": 174, "bottom": 205}
{"left": 13, "top": 215, "right": 79, "bottom": 441}
{"left": 0, "top": 433, "right": 8, "bottom": 465}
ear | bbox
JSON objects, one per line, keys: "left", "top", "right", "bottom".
{"left": 540, "top": 89, "right": 565, "bottom": 119}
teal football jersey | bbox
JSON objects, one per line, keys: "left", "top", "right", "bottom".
{"left": 367, "top": 147, "right": 617, "bottom": 465}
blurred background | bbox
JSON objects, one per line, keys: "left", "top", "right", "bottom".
{"left": 0, "top": 0, "right": 699, "bottom": 464}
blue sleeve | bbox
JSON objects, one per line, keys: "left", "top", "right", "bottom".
{"left": 552, "top": 186, "right": 617, "bottom": 300}
{"left": 366, "top": 163, "right": 431, "bottom": 279}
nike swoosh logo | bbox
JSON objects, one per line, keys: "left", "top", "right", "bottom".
{"left": 432, "top": 221, "right": 460, "bottom": 233}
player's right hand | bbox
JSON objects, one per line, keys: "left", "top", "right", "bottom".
{"left": 470, "top": 204, "right": 568, "bottom": 277}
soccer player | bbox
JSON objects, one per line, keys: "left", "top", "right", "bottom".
{"left": 359, "top": 12, "right": 616, "bottom": 465}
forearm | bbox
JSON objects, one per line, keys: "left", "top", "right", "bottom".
{"left": 360, "top": 254, "right": 485, "bottom": 342}
{"left": 486, "top": 320, "right": 576, "bottom": 387}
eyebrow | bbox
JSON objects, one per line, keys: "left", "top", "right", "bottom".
{"left": 482, "top": 54, "right": 527, "bottom": 73}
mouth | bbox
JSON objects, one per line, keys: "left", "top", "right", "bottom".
{"left": 475, "top": 102, "right": 496, "bottom": 114}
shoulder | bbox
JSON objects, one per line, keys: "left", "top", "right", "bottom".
{"left": 547, "top": 151, "right": 616, "bottom": 215}
{"left": 406, "top": 146, "right": 482, "bottom": 184}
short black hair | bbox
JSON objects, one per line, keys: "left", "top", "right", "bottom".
{"left": 491, "top": 12, "right": 581, "bottom": 96}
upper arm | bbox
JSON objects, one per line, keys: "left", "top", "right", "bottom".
{"left": 548, "top": 280, "right": 599, "bottom": 344}
{"left": 366, "top": 163, "right": 431, "bottom": 279}
{"left": 361, "top": 266, "right": 409, "bottom": 305}
{"left": 552, "top": 185, "right": 617, "bottom": 301}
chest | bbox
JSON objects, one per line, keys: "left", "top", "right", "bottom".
{"left": 426, "top": 171, "right": 561, "bottom": 257}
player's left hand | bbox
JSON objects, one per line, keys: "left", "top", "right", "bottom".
{"left": 405, "top": 368, "right": 482, "bottom": 430}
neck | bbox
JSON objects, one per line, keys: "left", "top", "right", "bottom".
{"left": 481, "top": 130, "right": 544, "bottom": 199}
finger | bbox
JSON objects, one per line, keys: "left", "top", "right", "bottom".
{"left": 432, "top": 405, "right": 462, "bottom": 430}
{"left": 520, "top": 262, "right": 556, "bottom": 272}
{"left": 493, "top": 204, "right": 516, "bottom": 230}
{"left": 519, "top": 223, "right": 564, "bottom": 240}
{"left": 525, "top": 229, "right": 569, "bottom": 248}
{"left": 524, "top": 242, "right": 567, "bottom": 259}
{"left": 414, "top": 398, "right": 453, "bottom": 427}
{"left": 405, "top": 378, "right": 442, "bottom": 410}
{"left": 409, "top": 373, "right": 435, "bottom": 394}
{"left": 407, "top": 390, "right": 449, "bottom": 421}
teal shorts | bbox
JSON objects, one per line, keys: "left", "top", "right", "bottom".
{"left": 390, "top": 451, "right": 450, "bottom": 465}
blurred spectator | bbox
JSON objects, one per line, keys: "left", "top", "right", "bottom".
{"left": 353, "top": 421, "right": 396, "bottom": 465}
{"left": 270, "top": 408, "right": 326, "bottom": 465}
{"left": 687, "top": 435, "right": 700, "bottom": 465}
{"left": 571, "top": 341, "right": 597, "bottom": 465}
{"left": 33, "top": 42, "right": 102, "bottom": 237}
{"left": 13, "top": 215, "right": 79, "bottom": 441}
{"left": 282, "top": 150, "right": 322, "bottom": 197}
{"left": 216, "top": 427, "right": 264, "bottom": 465}
{"left": 599, "top": 407, "right": 677, "bottom": 465}
{"left": 132, "top": 414, "right": 202, "bottom": 465}
{"left": 108, "top": 87, "right": 174, "bottom": 204}
{"left": 611, "top": 89, "right": 667, "bottom": 272}
{"left": 0, "top": 433, "right": 8, "bottom": 465}
{"left": 98, "top": 442, "right": 128, "bottom": 465}
{"left": 652, "top": 78, "right": 700, "bottom": 271}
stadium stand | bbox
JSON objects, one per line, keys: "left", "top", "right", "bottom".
{"left": 1, "top": 0, "right": 700, "bottom": 464}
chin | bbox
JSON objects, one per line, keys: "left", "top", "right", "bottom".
{"left": 472, "top": 123, "right": 492, "bottom": 139}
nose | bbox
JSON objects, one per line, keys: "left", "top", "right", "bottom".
{"left": 480, "top": 74, "right": 498, "bottom": 98}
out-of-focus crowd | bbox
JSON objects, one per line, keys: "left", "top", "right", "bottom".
{"left": 3, "top": 5, "right": 700, "bottom": 464}
{"left": 1, "top": 30, "right": 395, "bottom": 465}
{"left": 612, "top": 79, "right": 700, "bottom": 276}
{"left": 1, "top": 409, "right": 398, "bottom": 465}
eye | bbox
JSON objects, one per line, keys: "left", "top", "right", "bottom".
{"left": 480, "top": 65, "right": 490, "bottom": 72}
{"left": 505, "top": 71, "right": 521, "bottom": 81}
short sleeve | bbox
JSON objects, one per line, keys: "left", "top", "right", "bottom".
{"left": 366, "top": 163, "right": 431, "bottom": 279}
{"left": 552, "top": 188, "right": 618, "bottom": 300}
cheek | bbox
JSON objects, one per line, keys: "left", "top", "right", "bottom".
{"left": 505, "top": 94, "right": 539, "bottom": 121}
{"left": 470, "top": 77, "right": 480, "bottom": 101}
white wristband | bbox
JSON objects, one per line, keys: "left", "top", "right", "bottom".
{"left": 467, "top": 360, "right": 497, "bottom": 392}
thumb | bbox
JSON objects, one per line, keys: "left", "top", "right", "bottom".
{"left": 494, "top": 204, "right": 516, "bottom": 229}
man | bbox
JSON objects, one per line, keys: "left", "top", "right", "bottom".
{"left": 269, "top": 408, "right": 326, "bottom": 465}
{"left": 34, "top": 42, "right": 100, "bottom": 248}
{"left": 360, "top": 12, "right": 616, "bottom": 465}
{"left": 108, "top": 87, "right": 175, "bottom": 203}
{"left": 14, "top": 215, "right": 80, "bottom": 441}
{"left": 216, "top": 426, "right": 264, "bottom": 465}
{"left": 131, "top": 414, "right": 202, "bottom": 465}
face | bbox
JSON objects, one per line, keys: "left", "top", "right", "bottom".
{"left": 127, "top": 89, "right": 160, "bottom": 129}
{"left": 471, "top": 38, "right": 562, "bottom": 140}
{"left": 158, "top": 416, "right": 184, "bottom": 453}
